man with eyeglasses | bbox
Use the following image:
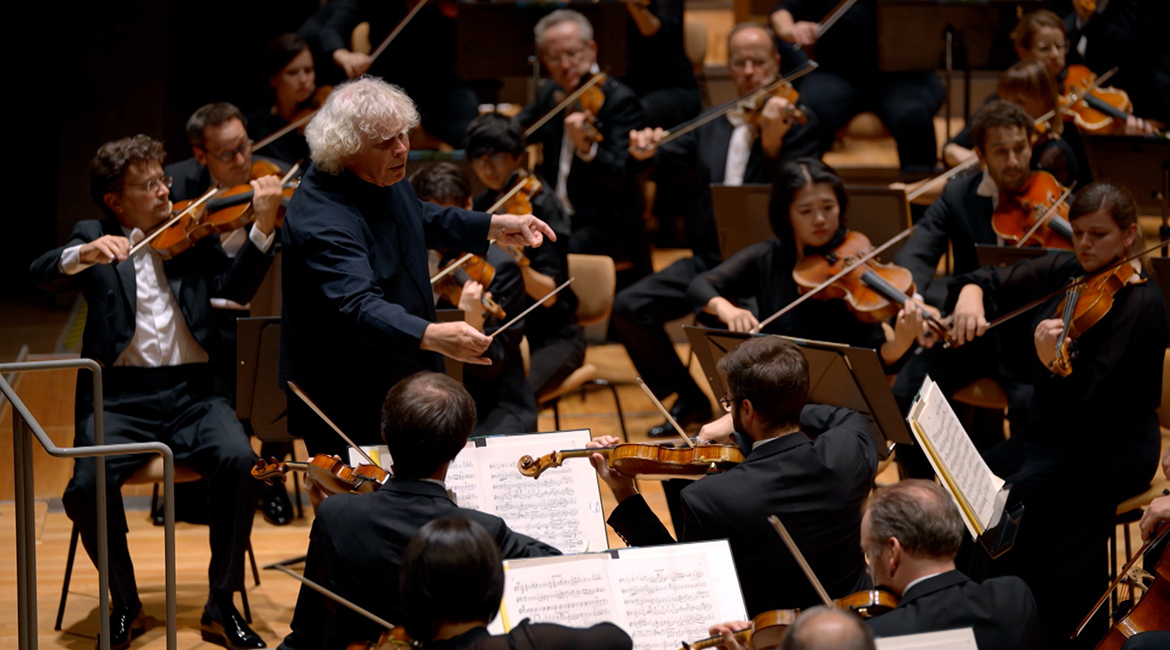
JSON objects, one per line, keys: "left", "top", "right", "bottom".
{"left": 617, "top": 21, "right": 821, "bottom": 439}
{"left": 29, "top": 135, "right": 275, "bottom": 650}
{"left": 517, "top": 8, "right": 650, "bottom": 289}
{"left": 587, "top": 336, "right": 877, "bottom": 617}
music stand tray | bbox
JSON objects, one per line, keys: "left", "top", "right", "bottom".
{"left": 683, "top": 326, "right": 913, "bottom": 459}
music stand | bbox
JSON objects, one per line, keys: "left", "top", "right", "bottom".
{"left": 974, "top": 245, "right": 1050, "bottom": 269}
{"left": 711, "top": 184, "right": 912, "bottom": 261}
{"left": 683, "top": 326, "right": 913, "bottom": 459}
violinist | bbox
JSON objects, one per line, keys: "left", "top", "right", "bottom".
{"left": 687, "top": 158, "right": 924, "bottom": 368}
{"left": 465, "top": 113, "right": 584, "bottom": 399}
{"left": 619, "top": 0, "right": 702, "bottom": 128}
{"left": 29, "top": 136, "right": 273, "bottom": 650}
{"left": 280, "top": 78, "right": 555, "bottom": 458}
{"left": 399, "top": 517, "right": 632, "bottom": 650}
{"left": 769, "top": 0, "right": 945, "bottom": 171}
{"left": 617, "top": 22, "right": 821, "bottom": 437}
{"left": 411, "top": 162, "right": 537, "bottom": 436}
{"left": 517, "top": 9, "right": 651, "bottom": 288}
{"left": 948, "top": 182, "right": 1166, "bottom": 648}
{"left": 589, "top": 336, "right": 878, "bottom": 616}
{"left": 709, "top": 606, "right": 876, "bottom": 650}
{"left": 278, "top": 373, "right": 561, "bottom": 650}
{"left": 862, "top": 480, "right": 1038, "bottom": 648}
{"left": 246, "top": 34, "right": 319, "bottom": 166}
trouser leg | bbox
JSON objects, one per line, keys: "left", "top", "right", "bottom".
{"left": 872, "top": 72, "right": 945, "bottom": 172}
{"left": 527, "top": 325, "right": 586, "bottom": 398}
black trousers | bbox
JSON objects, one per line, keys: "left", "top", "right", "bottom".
{"left": 527, "top": 323, "right": 586, "bottom": 398}
{"left": 797, "top": 68, "right": 945, "bottom": 171}
{"left": 64, "top": 364, "right": 257, "bottom": 609}
{"left": 612, "top": 258, "right": 712, "bottom": 404}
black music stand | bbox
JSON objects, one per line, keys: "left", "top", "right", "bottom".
{"left": 683, "top": 326, "right": 913, "bottom": 459}
{"left": 1081, "top": 135, "right": 1170, "bottom": 254}
{"left": 710, "top": 184, "right": 912, "bottom": 261}
{"left": 974, "top": 244, "right": 1051, "bottom": 269}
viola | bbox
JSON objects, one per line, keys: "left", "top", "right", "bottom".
{"left": 1049, "top": 260, "right": 1145, "bottom": 377}
{"left": 792, "top": 230, "right": 951, "bottom": 340}
{"left": 517, "top": 441, "right": 744, "bottom": 481}
{"left": 252, "top": 455, "right": 389, "bottom": 498}
{"left": 992, "top": 171, "right": 1074, "bottom": 250}
{"left": 434, "top": 253, "right": 507, "bottom": 319}
{"left": 151, "top": 160, "right": 298, "bottom": 259}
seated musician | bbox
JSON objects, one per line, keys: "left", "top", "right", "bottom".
{"left": 464, "top": 113, "right": 584, "bottom": 400}
{"left": 710, "top": 606, "right": 876, "bottom": 650}
{"left": 862, "top": 480, "right": 1038, "bottom": 648}
{"left": 400, "top": 517, "right": 633, "bottom": 650}
{"left": 279, "top": 77, "right": 553, "bottom": 457}
{"left": 948, "top": 182, "right": 1165, "bottom": 647}
{"left": 687, "top": 158, "right": 923, "bottom": 368}
{"left": 410, "top": 162, "right": 537, "bottom": 436}
{"left": 619, "top": 0, "right": 701, "bottom": 128}
{"left": 617, "top": 22, "right": 822, "bottom": 438}
{"left": 517, "top": 9, "right": 650, "bottom": 288}
{"left": 29, "top": 136, "right": 275, "bottom": 650}
{"left": 588, "top": 336, "right": 878, "bottom": 616}
{"left": 246, "top": 33, "right": 319, "bottom": 166}
{"left": 769, "top": 0, "right": 945, "bottom": 171}
{"left": 278, "top": 372, "right": 561, "bottom": 650}
{"left": 943, "top": 60, "right": 1083, "bottom": 187}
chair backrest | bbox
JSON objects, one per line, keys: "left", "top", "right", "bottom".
{"left": 683, "top": 18, "right": 708, "bottom": 71}
{"left": 567, "top": 254, "right": 616, "bottom": 327}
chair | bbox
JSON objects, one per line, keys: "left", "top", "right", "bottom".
{"left": 683, "top": 17, "right": 709, "bottom": 105}
{"left": 535, "top": 254, "right": 629, "bottom": 440}
{"left": 55, "top": 458, "right": 260, "bottom": 630}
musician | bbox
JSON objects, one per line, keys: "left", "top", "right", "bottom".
{"left": 246, "top": 34, "right": 318, "bottom": 166}
{"left": 710, "top": 607, "right": 876, "bottom": 650}
{"left": 588, "top": 336, "right": 878, "bottom": 615}
{"left": 310, "top": 0, "right": 478, "bottom": 147}
{"left": 29, "top": 136, "right": 274, "bottom": 650}
{"left": 769, "top": 0, "right": 945, "bottom": 171}
{"left": 400, "top": 517, "right": 633, "bottom": 650}
{"left": 617, "top": 22, "right": 821, "bottom": 437}
{"left": 278, "top": 372, "right": 560, "bottom": 650}
{"left": 465, "top": 113, "right": 584, "bottom": 399}
{"left": 279, "top": 78, "right": 553, "bottom": 457}
{"left": 687, "top": 158, "right": 923, "bottom": 368}
{"left": 517, "top": 9, "right": 651, "bottom": 288}
{"left": 620, "top": 0, "right": 702, "bottom": 128}
{"left": 949, "top": 182, "right": 1166, "bottom": 648}
{"left": 410, "top": 162, "right": 538, "bottom": 435}
{"left": 862, "top": 480, "right": 1038, "bottom": 648}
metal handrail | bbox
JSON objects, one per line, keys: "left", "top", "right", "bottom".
{"left": 0, "top": 359, "right": 177, "bottom": 650}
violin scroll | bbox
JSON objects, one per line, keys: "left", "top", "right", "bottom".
{"left": 517, "top": 452, "right": 564, "bottom": 479}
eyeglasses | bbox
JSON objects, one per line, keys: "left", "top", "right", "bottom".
{"left": 125, "top": 175, "right": 173, "bottom": 193}
{"left": 719, "top": 395, "right": 735, "bottom": 413}
{"left": 203, "top": 140, "right": 253, "bottom": 164}
{"left": 544, "top": 46, "right": 588, "bottom": 65}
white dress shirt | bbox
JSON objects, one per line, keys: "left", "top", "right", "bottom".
{"left": 723, "top": 111, "right": 754, "bottom": 187}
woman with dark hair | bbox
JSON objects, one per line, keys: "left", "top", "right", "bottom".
{"left": 399, "top": 517, "right": 633, "bottom": 650}
{"left": 686, "top": 158, "right": 925, "bottom": 367}
{"left": 246, "top": 33, "right": 324, "bottom": 165}
{"left": 947, "top": 182, "right": 1167, "bottom": 648}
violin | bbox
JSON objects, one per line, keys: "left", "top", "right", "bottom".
{"left": 434, "top": 253, "right": 507, "bottom": 319}
{"left": 151, "top": 160, "right": 298, "bottom": 259}
{"left": 345, "top": 626, "right": 414, "bottom": 650}
{"left": 524, "top": 72, "right": 606, "bottom": 140}
{"left": 252, "top": 454, "right": 389, "bottom": 498}
{"left": 1049, "top": 259, "right": 1145, "bottom": 377}
{"left": 992, "top": 171, "right": 1074, "bottom": 250}
{"left": 568, "top": 74, "right": 606, "bottom": 143}
{"left": 499, "top": 173, "right": 543, "bottom": 268}
{"left": 680, "top": 590, "right": 899, "bottom": 650}
{"left": 792, "top": 230, "right": 951, "bottom": 341}
{"left": 1072, "top": 523, "right": 1170, "bottom": 648}
{"left": 517, "top": 440, "right": 744, "bottom": 481}
{"left": 1059, "top": 65, "right": 1162, "bottom": 136}
{"left": 741, "top": 79, "right": 807, "bottom": 128}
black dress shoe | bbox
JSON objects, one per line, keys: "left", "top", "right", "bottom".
{"left": 647, "top": 399, "right": 713, "bottom": 438}
{"left": 259, "top": 483, "right": 293, "bottom": 526}
{"left": 201, "top": 605, "right": 267, "bottom": 649}
{"left": 98, "top": 603, "right": 145, "bottom": 650}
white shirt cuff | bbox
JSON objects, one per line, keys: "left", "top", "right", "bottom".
{"left": 249, "top": 224, "right": 276, "bottom": 253}
{"left": 576, "top": 141, "right": 599, "bottom": 162}
{"left": 58, "top": 244, "right": 94, "bottom": 275}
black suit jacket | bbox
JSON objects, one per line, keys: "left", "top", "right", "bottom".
{"left": 650, "top": 110, "right": 821, "bottom": 267}
{"left": 165, "top": 155, "right": 287, "bottom": 202}
{"left": 892, "top": 172, "right": 995, "bottom": 299}
{"left": 607, "top": 405, "right": 877, "bottom": 616}
{"left": 517, "top": 76, "right": 645, "bottom": 237}
{"left": 278, "top": 479, "right": 561, "bottom": 650}
{"left": 279, "top": 164, "right": 491, "bottom": 447}
{"left": 28, "top": 218, "right": 274, "bottom": 368}
{"left": 867, "top": 571, "right": 1038, "bottom": 650}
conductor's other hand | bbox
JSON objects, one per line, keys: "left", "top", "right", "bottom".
{"left": 420, "top": 321, "right": 492, "bottom": 365}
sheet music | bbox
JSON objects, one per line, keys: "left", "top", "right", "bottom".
{"left": 908, "top": 377, "right": 1005, "bottom": 536}
{"left": 494, "top": 541, "right": 747, "bottom": 650}
{"left": 875, "top": 628, "right": 978, "bottom": 650}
